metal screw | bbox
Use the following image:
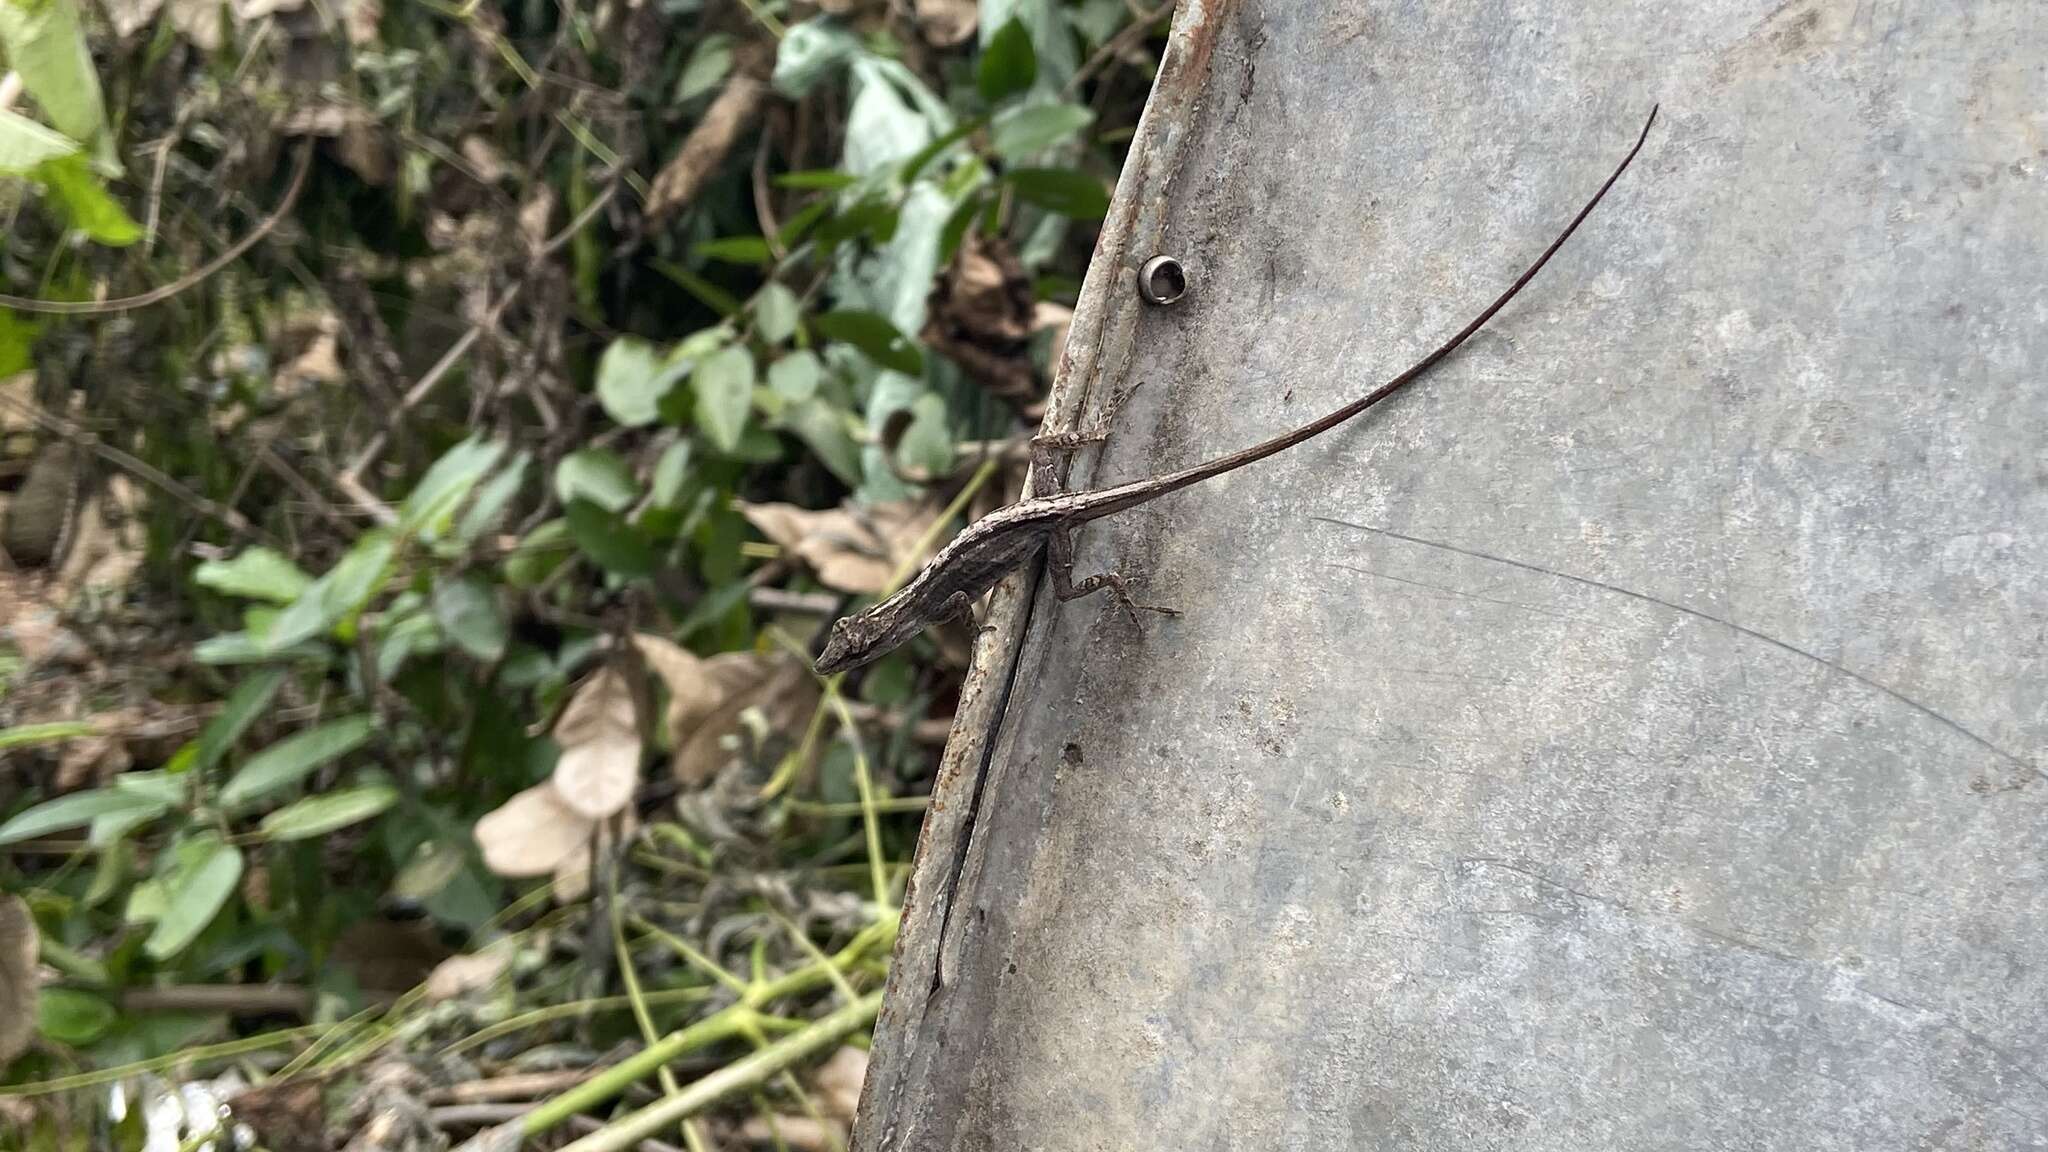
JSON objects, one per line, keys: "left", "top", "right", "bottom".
{"left": 1138, "top": 255, "right": 1187, "bottom": 305}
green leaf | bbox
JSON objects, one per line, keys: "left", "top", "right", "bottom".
{"left": 978, "top": 18, "right": 1037, "bottom": 103}
{"left": 937, "top": 192, "right": 986, "bottom": 264}
{"left": 650, "top": 440, "right": 693, "bottom": 508}
{"left": 897, "top": 116, "right": 983, "bottom": 184}
{"left": 692, "top": 344, "right": 756, "bottom": 453}
{"left": 0, "top": 720, "right": 95, "bottom": 750}
{"left": 653, "top": 262, "right": 744, "bottom": 317}
{"left": 0, "top": 788, "right": 171, "bottom": 846}
{"left": 93, "top": 772, "right": 181, "bottom": 846}
{"left": 812, "top": 310, "right": 924, "bottom": 375}
{"left": 376, "top": 608, "right": 443, "bottom": 680}
{"left": 431, "top": 573, "right": 508, "bottom": 661}
{"left": 192, "top": 631, "right": 324, "bottom": 665}
{"left": 145, "top": 836, "right": 243, "bottom": 960}
{"left": 37, "top": 988, "right": 116, "bottom": 1045}
{"left": 263, "top": 531, "right": 397, "bottom": 650}
{"left": 504, "top": 520, "right": 573, "bottom": 587}
{"left": 194, "top": 547, "right": 313, "bottom": 603}
{"left": 0, "top": 108, "right": 78, "bottom": 175}
{"left": 219, "top": 715, "right": 374, "bottom": 809}
{"left": 554, "top": 448, "right": 638, "bottom": 513}
{"left": 675, "top": 33, "right": 734, "bottom": 103}
{"left": 1004, "top": 167, "right": 1110, "bottom": 219}
{"left": 595, "top": 336, "right": 669, "bottom": 428}
{"left": 0, "top": 308, "right": 37, "bottom": 376}
{"left": 564, "top": 499, "right": 656, "bottom": 578}
{"left": 195, "top": 668, "right": 287, "bottom": 772}
{"left": 456, "top": 450, "right": 529, "bottom": 546}
{"left": 785, "top": 399, "right": 863, "bottom": 486}
{"left": 766, "top": 350, "right": 822, "bottom": 401}
{"left": 259, "top": 785, "right": 399, "bottom": 841}
{"left": 754, "top": 283, "right": 801, "bottom": 345}
{"left": 773, "top": 169, "right": 857, "bottom": 191}
{"left": 35, "top": 154, "right": 139, "bottom": 245}
{"left": 0, "top": 0, "right": 109, "bottom": 156}
{"left": 771, "top": 18, "right": 863, "bottom": 96}
{"left": 894, "top": 391, "right": 956, "bottom": 477}
{"left": 693, "top": 236, "right": 774, "bottom": 265}
{"left": 401, "top": 437, "right": 508, "bottom": 538}
{"left": 990, "top": 103, "right": 1093, "bottom": 161}
{"left": 813, "top": 197, "right": 900, "bottom": 249}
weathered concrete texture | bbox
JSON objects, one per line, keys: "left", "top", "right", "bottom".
{"left": 853, "top": 1, "right": 2048, "bottom": 1149}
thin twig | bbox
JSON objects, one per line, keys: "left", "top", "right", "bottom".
{"left": 337, "top": 179, "right": 620, "bottom": 501}
{"left": 1064, "top": 2, "right": 1173, "bottom": 97}
{"left": 0, "top": 392, "right": 270, "bottom": 544}
{"left": 0, "top": 141, "right": 314, "bottom": 315}
{"left": 553, "top": 993, "right": 882, "bottom": 1152}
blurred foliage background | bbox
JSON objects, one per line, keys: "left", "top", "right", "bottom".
{"left": 0, "top": 0, "right": 1168, "bottom": 1145}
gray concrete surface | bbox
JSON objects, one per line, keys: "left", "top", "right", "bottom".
{"left": 853, "top": 1, "right": 2048, "bottom": 1148}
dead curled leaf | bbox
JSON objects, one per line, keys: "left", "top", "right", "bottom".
{"left": 672, "top": 654, "right": 818, "bottom": 787}
{"left": 549, "top": 667, "right": 642, "bottom": 820}
{"left": 474, "top": 783, "right": 597, "bottom": 878}
{"left": 0, "top": 894, "right": 37, "bottom": 1065}
{"left": 913, "top": 0, "right": 976, "bottom": 46}
{"left": 922, "top": 234, "right": 1039, "bottom": 409}
{"left": 552, "top": 807, "right": 638, "bottom": 904}
{"left": 633, "top": 635, "right": 819, "bottom": 788}
{"left": 738, "top": 501, "right": 938, "bottom": 596}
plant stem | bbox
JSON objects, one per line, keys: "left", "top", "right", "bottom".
{"left": 552, "top": 993, "right": 881, "bottom": 1152}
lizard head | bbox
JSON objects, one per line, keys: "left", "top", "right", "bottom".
{"left": 814, "top": 581, "right": 942, "bottom": 675}
{"left": 813, "top": 602, "right": 904, "bottom": 676}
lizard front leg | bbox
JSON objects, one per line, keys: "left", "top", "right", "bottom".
{"left": 1028, "top": 381, "right": 1144, "bottom": 496}
{"left": 1045, "top": 518, "right": 1180, "bottom": 623}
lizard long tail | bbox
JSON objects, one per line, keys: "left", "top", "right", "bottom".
{"left": 1083, "top": 104, "right": 1660, "bottom": 518}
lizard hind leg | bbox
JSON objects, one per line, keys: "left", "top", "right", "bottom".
{"left": 1045, "top": 520, "right": 1180, "bottom": 624}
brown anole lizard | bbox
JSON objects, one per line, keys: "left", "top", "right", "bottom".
{"left": 814, "top": 107, "right": 1658, "bottom": 675}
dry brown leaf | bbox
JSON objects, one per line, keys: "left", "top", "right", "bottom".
{"left": 551, "top": 808, "right": 638, "bottom": 903}
{"left": 923, "top": 234, "right": 1039, "bottom": 408}
{"left": 739, "top": 501, "right": 937, "bottom": 595}
{"left": 422, "top": 941, "right": 513, "bottom": 1002}
{"left": 550, "top": 733, "right": 640, "bottom": 820}
{"left": 234, "top": 0, "right": 306, "bottom": 19}
{"left": 518, "top": 186, "right": 556, "bottom": 253}
{"left": 99, "top": 0, "right": 165, "bottom": 38}
{"left": 913, "top": 0, "right": 976, "bottom": 46}
{"left": 56, "top": 488, "right": 146, "bottom": 593}
{"left": 53, "top": 714, "right": 133, "bottom": 791}
{"left": 474, "top": 783, "right": 597, "bottom": 877}
{"left": 166, "top": 0, "right": 223, "bottom": 49}
{"left": 632, "top": 635, "right": 724, "bottom": 748}
{"left": 0, "top": 372, "right": 37, "bottom": 435}
{"left": 0, "top": 894, "right": 37, "bottom": 1065}
{"left": 671, "top": 653, "right": 819, "bottom": 787}
{"left": 458, "top": 136, "right": 507, "bottom": 183}
{"left": 341, "top": 0, "right": 380, "bottom": 44}
{"left": 549, "top": 666, "right": 642, "bottom": 819}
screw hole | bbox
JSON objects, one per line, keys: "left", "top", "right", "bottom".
{"left": 1138, "top": 255, "right": 1187, "bottom": 305}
